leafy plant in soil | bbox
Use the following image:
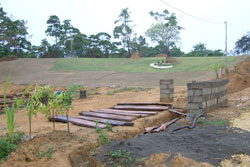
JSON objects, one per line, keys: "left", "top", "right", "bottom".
{"left": 95, "top": 122, "right": 111, "bottom": 145}
{"left": 105, "top": 150, "right": 134, "bottom": 167}
{"left": 3, "top": 77, "right": 29, "bottom": 143}
{"left": 0, "top": 131, "right": 24, "bottom": 162}
{"left": 36, "top": 145, "right": 53, "bottom": 159}
{"left": 22, "top": 85, "right": 43, "bottom": 139}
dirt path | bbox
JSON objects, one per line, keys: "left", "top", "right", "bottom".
{"left": 0, "top": 58, "right": 216, "bottom": 87}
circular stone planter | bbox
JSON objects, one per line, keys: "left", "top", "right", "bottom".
{"left": 150, "top": 63, "right": 173, "bottom": 69}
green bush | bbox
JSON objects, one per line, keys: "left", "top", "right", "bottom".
{"left": 0, "top": 131, "right": 24, "bottom": 161}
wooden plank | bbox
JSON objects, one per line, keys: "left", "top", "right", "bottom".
{"left": 117, "top": 103, "right": 172, "bottom": 107}
{"left": 76, "top": 115, "right": 134, "bottom": 126}
{"left": 0, "top": 99, "right": 13, "bottom": 105}
{"left": 0, "top": 104, "right": 13, "bottom": 108}
{"left": 143, "top": 117, "right": 180, "bottom": 134}
{"left": 79, "top": 111, "right": 136, "bottom": 121}
{"left": 168, "top": 109, "right": 187, "bottom": 116}
{"left": 90, "top": 110, "right": 148, "bottom": 117}
{"left": 100, "top": 108, "right": 157, "bottom": 115}
{"left": 0, "top": 94, "right": 15, "bottom": 98}
{"left": 112, "top": 105, "right": 169, "bottom": 111}
{"left": 50, "top": 115, "right": 106, "bottom": 128}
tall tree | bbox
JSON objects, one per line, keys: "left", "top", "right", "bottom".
{"left": 45, "top": 15, "right": 62, "bottom": 44}
{"left": 145, "top": 9, "right": 182, "bottom": 57}
{"left": 60, "top": 20, "right": 80, "bottom": 57}
{"left": 0, "top": 6, "right": 30, "bottom": 57}
{"left": 113, "top": 8, "right": 134, "bottom": 57}
{"left": 234, "top": 32, "right": 250, "bottom": 55}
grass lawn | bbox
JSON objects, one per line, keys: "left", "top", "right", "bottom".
{"left": 50, "top": 56, "right": 237, "bottom": 73}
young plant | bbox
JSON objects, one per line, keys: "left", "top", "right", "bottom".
{"left": 3, "top": 77, "right": 29, "bottom": 143}
{"left": 105, "top": 150, "right": 133, "bottom": 166}
{"left": 48, "top": 91, "right": 64, "bottom": 131}
{"left": 3, "top": 77, "right": 15, "bottom": 143}
{"left": 95, "top": 122, "right": 110, "bottom": 145}
{"left": 22, "top": 85, "right": 44, "bottom": 139}
{"left": 61, "top": 91, "right": 73, "bottom": 133}
{"left": 209, "top": 63, "right": 227, "bottom": 79}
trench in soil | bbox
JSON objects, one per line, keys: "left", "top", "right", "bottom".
{"left": 68, "top": 110, "right": 179, "bottom": 167}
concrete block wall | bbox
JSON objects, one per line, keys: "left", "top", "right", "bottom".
{"left": 186, "top": 79, "right": 228, "bottom": 120}
{"left": 160, "top": 79, "right": 174, "bottom": 102}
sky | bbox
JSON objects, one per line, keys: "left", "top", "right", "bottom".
{"left": 1, "top": 0, "right": 249, "bottom": 53}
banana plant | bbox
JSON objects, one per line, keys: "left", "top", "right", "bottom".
{"left": 3, "top": 76, "right": 31, "bottom": 143}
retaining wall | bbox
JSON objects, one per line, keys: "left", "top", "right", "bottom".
{"left": 186, "top": 79, "right": 228, "bottom": 120}
{"left": 160, "top": 79, "right": 174, "bottom": 102}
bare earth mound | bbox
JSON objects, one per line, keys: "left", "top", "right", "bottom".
{"left": 226, "top": 59, "right": 250, "bottom": 94}
{"left": 130, "top": 51, "right": 140, "bottom": 59}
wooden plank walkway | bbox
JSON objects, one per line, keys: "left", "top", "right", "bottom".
{"left": 90, "top": 110, "right": 149, "bottom": 117}
{"left": 79, "top": 111, "right": 137, "bottom": 121}
{"left": 112, "top": 105, "right": 170, "bottom": 111}
{"left": 100, "top": 108, "right": 157, "bottom": 115}
{"left": 51, "top": 103, "right": 175, "bottom": 129}
{"left": 50, "top": 115, "right": 106, "bottom": 128}
{"left": 76, "top": 115, "right": 134, "bottom": 126}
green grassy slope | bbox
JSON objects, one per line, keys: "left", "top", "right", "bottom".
{"left": 50, "top": 56, "right": 237, "bottom": 73}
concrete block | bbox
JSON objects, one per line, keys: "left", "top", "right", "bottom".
{"left": 160, "top": 93, "right": 173, "bottom": 98}
{"left": 160, "top": 97, "right": 174, "bottom": 102}
{"left": 218, "top": 95, "right": 227, "bottom": 103}
{"left": 187, "top": 83, "right": 203, "bottom": 89}
{"left": 160, "top": 79, "right": 173, "bottom": 85}
{"left": 186, "top": 103, "right": 202, "bottom": 109}
{"left": 160, "top": 84, "right": 168, "bottom": 89}
{"left": 211, "top": 79, "right": 228, "bottom": 87}
{"left": 188, "top": 96, "right": 203, "bottom": 103}
{"left": 206, "top": 99, "right": 217, "bottom": 107}
{"left": 188, "top": 90, "right": 202, "bottom": 96}
{"left": 202, "top": 88, "right": 212, "bottom": 95}
{"left": 186, "top": 109, "right": 204, "bottom": 121}
{"left": 167, "top": 84, "right": 174, "bottom": 89}
{"left": 203, "top": 90, "right": 227, "bottom": 101}
{"left": 160, "top": 88, "right": 174, "bottom": 94}
{"left": 202, "top": 101, "right": 207, "bottom": 109}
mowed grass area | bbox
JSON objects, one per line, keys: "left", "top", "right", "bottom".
{"left": 50, "top": 56, "right": 237, "bottom": 73}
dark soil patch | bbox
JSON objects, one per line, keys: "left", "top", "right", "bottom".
{"left": 95, "top": 122, "right": 250, "bottom": 166}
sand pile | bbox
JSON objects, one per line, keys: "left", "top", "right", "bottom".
{"left": 130, "top": 52, "right": 140, "bottom": 59}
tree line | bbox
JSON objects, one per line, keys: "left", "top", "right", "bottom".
{"left": 0, "top": 6, "right": 249, "bottom": 58}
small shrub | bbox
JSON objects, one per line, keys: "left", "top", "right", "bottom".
{"left": 105, "top": 150, "right": 133, "bottom": 167}
{"left": 36, "top": 146, "right": 53, "bottom": 159}
{"left": 209, "top": 63, "right": 227, "bottom": 79}
{"left": 106, "top": 122, "right": 113, "bottom": 132}
{"left": 0, "top": 131, "right": 25, "bottom": 161}
{"left": 95, "top": 122, "right": 110, "bottom": 145}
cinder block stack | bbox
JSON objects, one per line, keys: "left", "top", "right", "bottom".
{"left": 160, "top": 79, "right": 174, "bottom": 102}
{"left": 186, "top": 79, "right": 228, "bottom": 120}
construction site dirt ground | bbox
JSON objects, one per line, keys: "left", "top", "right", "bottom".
{"left": 1, "top": 57, "right": 250, "bottom": 166}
